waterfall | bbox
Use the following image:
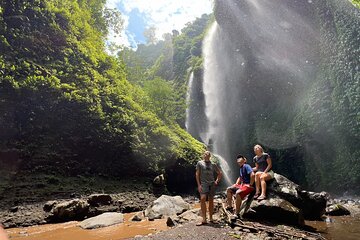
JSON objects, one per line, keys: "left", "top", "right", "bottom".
{"left": 186, "top": 0, "right": 359, "bottom": 194}
{"left": 202, "top": 22, "right": 236, "bottom": 185}
{"left": 185, "top": 72, "right": 194, "bottom": 132}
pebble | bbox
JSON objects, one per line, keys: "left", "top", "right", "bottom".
{"left": 10, "top": 206, "right": 19, "bottom": 212}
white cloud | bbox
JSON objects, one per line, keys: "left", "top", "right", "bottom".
{"left": 106, "top": 0, "right": 119, "bottom": 9}
{"left": 106, "top": 0, "right": 213, "bottom": 48}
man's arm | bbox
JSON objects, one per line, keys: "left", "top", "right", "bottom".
{"left": 196, "top": 169, "right": 202, "bottom": 193}
{"left": 214, "top": 165, "right": 222, "bottom": 185}
{"left": 235, "top": 177, "right": 241, "bottom": 185}
{"left": 249, "top": 172, "right": 255, "bottom": 186}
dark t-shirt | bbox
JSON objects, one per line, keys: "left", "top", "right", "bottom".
{"left": 253, "top": 153, "right": 271, "bottom": 172}
{"left": 240, "top": 164, "right": 253, "bottom": 184}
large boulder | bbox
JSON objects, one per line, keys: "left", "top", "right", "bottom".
{"left": 245, "top": 197, "right": 304, "bottom": 226}
{"left": 46, "top": 199, "right": 89, "bottom": 222}
{"left": 267, "top": 173, "right": 328, "bottom": 220}
{"left": 326, "top": 204, "right": 351, "bottom": 216}
{"left": 79, "top": 212, "right": 124, "bottom": 229}
{"left": 144, "top": 195, "right": 190, "bottom": 220}
{"left": 298, "top": 190, "right": 328, "bottom": 220}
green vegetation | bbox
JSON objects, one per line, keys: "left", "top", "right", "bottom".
{"left": 351, "top": 0, "right": 360, "bottom": 8}
{"left": 0, "top": 0, "right": 204, "bottom": 184}
{"left": 297, "top": 0, "right": 360, "bottom": 192}
{"left": 119, "top": 14, "right": 212, "bottom": 126}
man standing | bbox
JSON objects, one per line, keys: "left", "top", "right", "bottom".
{"left": 196, "top": 151, "right": 222, "bottom": 225}
{"left": 226, "top": 155, "right": 255, "bottom": 218}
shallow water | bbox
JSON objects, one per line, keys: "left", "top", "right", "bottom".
{"left": 6, "top": 206, "right": 360, "bottom": 240}
{"left": 306, "top": 215, "right": 360, "bottom": 240}
{"left": 6, "top": 213, "right": 169, "bottom": 240}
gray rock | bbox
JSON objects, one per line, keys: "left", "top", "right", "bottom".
{"left": 326, "top": 204, "right": 351, "bottom": 216}
{"left": 10, "top": 206, "right": 19, "bottom": 213}
{"left": 178, "top": 208, "right": 200, "bottom": 222}
{"left": 267, "top": 173, "right": 328, "bottom": 220}
{"left": 87, "top": 194, "right": 112, "bottom": 206}
{"left": 166, "top": 216, "right": 177, "bottom": 227}
{"left": 268, "top": 173, "right": 300, "bottom": 200}
{"left": 43, "top": 201, "right": 58, "bottom": 212}
{"left": 88, "top": 205, "right": 119, "bottom": 217}
{"left": 79, "top": 212, "right": 124, "bottom": 229}
{"left": 153, "top": 174, "right": 165, "bottom": 186}
{"left": 145, "top": 195, "right": 190, "bottom": 220}
{"left": 245, "top": 197, "right": 304, "bottom": 226}
{"left": 130, "top": 212, "right": 144, "bottom": 221}
{"left": 48, "top": 199, "right": 89, "bottom": 222}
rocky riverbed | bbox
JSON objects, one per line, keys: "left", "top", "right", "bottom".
{"left": 2, "top": 173, "right": 360, "bottom": 239}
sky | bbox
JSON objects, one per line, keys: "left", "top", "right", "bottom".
{"left": 106, "top": 0, "right": 213, "bottom": 48}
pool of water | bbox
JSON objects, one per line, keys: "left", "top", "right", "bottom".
{"left": 306, "top": 215, "right": 360, "bottom": 240}
{"left": 5, "top": 205, "right": 360, "bottom": 240}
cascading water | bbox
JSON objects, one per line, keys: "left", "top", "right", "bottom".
{"left": 184, "top": 70, "right": 208, "bottom": 142}
{"left": 187, "top": 0, "right": 358, "bottom": 193}
{"left": 202, "top": 22, "right": 239, "bottom": 185}
{"left": 185, "top": 72, "right": 194, "bottom": 132}
{"left": 199, "top": 0, "right": 320, "bottom": 184}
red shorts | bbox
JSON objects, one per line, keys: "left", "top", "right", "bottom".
{"left": 228, "top": 184, "right": 254, "bottom": 199}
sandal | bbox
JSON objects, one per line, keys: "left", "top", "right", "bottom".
{"left": 225, "top": 206, "right": 233, "bottom": 211}
{"left": 230, "top": 213, "right": 240, "bottom": 221}
{"left": 209, "top": 219, "right": 217, "bottom": 224}
{"left": 253, "top": 193, "right": 261, "bottom": 199}
{"left": 257, "top": 195, "right": 266, "bottom": 201}
{"left": 196, "top": 221, "right": 208, "bottom": 226}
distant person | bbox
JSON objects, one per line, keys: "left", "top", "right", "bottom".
{"left": 226, "top": 155, "right": 254, "bottom": 218}
{"left": 195, "top": 151, "right": 222, "bottom": 225}
{"left": 0, "top": 225, "right": 8, "bottom": 240}
{"left": 253, "top": 144, "right": 274, "bottom": 200}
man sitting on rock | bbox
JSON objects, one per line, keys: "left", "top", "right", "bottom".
{"left": 226, "top": 155, "right": 255, "bottom": 218}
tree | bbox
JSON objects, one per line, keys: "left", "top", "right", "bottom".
{"left": 144, "top": 25, "right": 158, "bottom": 45}
{"left": 351, "top": 0, "right": 360, "bottom": 8}
{"left": 143, "top": 78, "right": 180, "bottom": 122}
{"left": 103, "top": 7, "right": 124, "bottom": 36}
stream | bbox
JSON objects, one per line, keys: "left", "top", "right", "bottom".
{"left": 5, "top": 210, "right": 360, "bottom": 240}
{"left": 6, "top": 213, "right": 168, "bottom": 240}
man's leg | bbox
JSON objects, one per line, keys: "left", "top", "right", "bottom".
{"left": 208, "top": 196, "right": 214, "bottom": 221}
{"left": 235, "top": 191, "right": 243, "bottom": 215}
{"left": 200, "top": 194, "right": 207, "bottom": 223}
{"left": 226, "top": 188, "right": 234, "bottom": 208}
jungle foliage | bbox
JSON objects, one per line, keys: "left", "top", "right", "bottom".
{"left": 0, "top": 0, "right": 204, "bottom": 178}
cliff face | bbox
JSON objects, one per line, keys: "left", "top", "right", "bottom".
{"left": 0, "top": 0, "right": 205, "bottom": 183}
{"left": 207, "top": 0, "right": 359, "bottom": 193}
